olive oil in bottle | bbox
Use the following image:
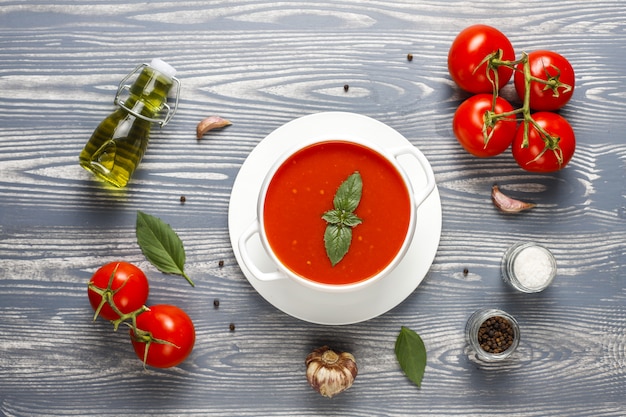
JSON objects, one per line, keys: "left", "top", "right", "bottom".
{"left": 79, "top": 59, "right": 180, "bottom": 187}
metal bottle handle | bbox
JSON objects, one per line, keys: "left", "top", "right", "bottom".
{"left": 113, "top": 63, "right": 181, "bottom": 127}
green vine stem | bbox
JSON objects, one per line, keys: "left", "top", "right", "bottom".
{"left": 88, "top": 263, "right": 149, "bottom": 331}
{"left": 481, "top": 50, "right": 570, "bottom": 168}
{"left": 127, "top": 322, "right": 181, "bottom": 369}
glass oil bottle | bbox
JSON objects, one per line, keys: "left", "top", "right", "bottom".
{"left": 79, "top": 59, "right": 180, "bottom": 187}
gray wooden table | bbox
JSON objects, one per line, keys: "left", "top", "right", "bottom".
{"left": 1, "top": 1, "right": 625, "bottom": 416}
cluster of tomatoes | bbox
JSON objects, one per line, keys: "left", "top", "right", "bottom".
{"left": 87, "top": 261, "right": 196, "bottom": 368}
{"left": 448, "top": 24, "right": 576, "bottom": 172}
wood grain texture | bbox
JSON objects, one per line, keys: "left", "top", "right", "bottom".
{"left": 1, "top": 1, "right": 625, "bottom": 416}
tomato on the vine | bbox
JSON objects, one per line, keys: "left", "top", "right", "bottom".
{"left": 448, "top": 25, "right": 516, "bottom": 93}
{"left": 88, "top": 261, "right": 149, "bottom": 322}
{"left": 453, "top": 94, "right": 518, "bottom": 157}
{"left": 514, "top": 50, "right": 575, "bottom": 111}
{"left": 512, "top": 112, "right": 575, "bottom": 172}
{"left": 130, "top": 304, "right": 195, "bottom": 368}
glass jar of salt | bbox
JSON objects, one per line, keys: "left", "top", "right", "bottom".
{"left": 501, "top": 242, "right": 557, "bottom": 293}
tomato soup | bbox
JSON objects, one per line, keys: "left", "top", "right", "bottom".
{"left": 262, "top": 140, "right": 412, "bottom": 286}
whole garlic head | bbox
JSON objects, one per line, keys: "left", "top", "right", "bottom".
{"left": 305, "top": 346, "right": 358, "bottom": 398}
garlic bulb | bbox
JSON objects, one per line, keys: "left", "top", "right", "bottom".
{"left": 305, "top": 346, "right": 358, "bottom": 398}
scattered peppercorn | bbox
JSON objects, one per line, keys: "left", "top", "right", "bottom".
{"left": 407, "top": 53, "right": 413, "bottom": 61}
{"left": 477, "top": 316, "right": 515, "bottom": 354}
{"left": 463, "top": 268, "right": 469, "bottom": 276}
{"left": 218, "top": 260, "right": 224, "bottom": 268}
{"left": 229, "top": 323, "right": 236, "bottom": 332}
{"left": 180, "top": 196, "right": 186, "bottom": 204}
{"left": 213, "top": 299, "right": 220, "bottom": 308}
{"left": 343, "top": 84, "right": 349, "bottom": 92}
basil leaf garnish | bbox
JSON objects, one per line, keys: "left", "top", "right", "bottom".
{"left": 323, "top": 224, "right": 353, "bottom": 266}
{"left": 333, "top": 171, "right": 363, "bottom": 212}
{"left": 321, "top": 209, "right": 343, "bottom": 224}
{"left": 341, "top": 212, "right": 363, "bottom": 228}
{"left": 322, "top": 172, "right": 363, "bottom": 266}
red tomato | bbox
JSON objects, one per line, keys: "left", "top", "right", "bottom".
{"left": 88, "top": 261, "right": 149, "bottom": 321}
{"left": 514, "top": 50, "right": 575, "bottom": 111}
{"left": 452, "top": 94, "right": 518, "bottom": 157}
{"left": 448, "top": 25, "right": 516, "bottom": 93}
{"left": 512, "top": 112, "right": 575, "bottom": 172}
{"left": 130, "top": 304, "right": 195, "bottom": 368}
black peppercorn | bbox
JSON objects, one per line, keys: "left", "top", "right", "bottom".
{"left": 407, "top": 53, "right": 413, "bottom": 61}
{"left": 218, "top": 260, "right": 224, "bottom": 268}
{"left": 466, "top": 308, "right": 519, "bottom": 361}
{"left": 180, "top": 196, "right": 186, "bottom": 204}
{"left": 477, "top": 316, "right": 514, "bottom": 354}
{"left": 343, "top": 84, "right": 349, "bottom": 92}
{"left": 229, "top": 323, "right": 236, "bottom": 332}
{"left": 213, "top": 298, "right": 220, "bottom": 308}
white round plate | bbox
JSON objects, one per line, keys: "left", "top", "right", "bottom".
{"left": 228, "top": 112, "right": 442, "bottom": 325}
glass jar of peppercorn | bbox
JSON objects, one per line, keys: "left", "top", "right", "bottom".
{"left": 465, "top": 308, "right": 520, "bottom": 362}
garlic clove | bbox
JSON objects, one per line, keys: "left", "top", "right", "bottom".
{"left": 492, "top": 184, "right": 536, "bottom": 213}
{"left": 305, "top": 346, "right": 357, "bottom": 398}
{"left": 196, "top": 116, "right": 232, "bottom": 139}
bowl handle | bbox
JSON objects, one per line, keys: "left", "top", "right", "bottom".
{"left": 238, "top": 219, "right": 287, "bottom": 282}
{"left": 390, "top": 145, "right": 436, "bottom": 209}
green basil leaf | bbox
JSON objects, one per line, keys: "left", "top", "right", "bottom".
{"left": 322, "top": 209, "right": 342, "bottom": 225}
{"left": 136, "top": 210, "right": 194, "bottom": 287}
{"left": 322, "top": 171, "right": 364, "bottom": 266}
{"left": 324, "top": 223, "right": 352, "bottom": 266}
{"left": 395, "top": 326, "right": 427, "bottom": 388}
{"left": 333, "top": 171, "right": 362, "bottom": 212}
{"left": 341, "top": 212, "right": 363, "bottom": 227}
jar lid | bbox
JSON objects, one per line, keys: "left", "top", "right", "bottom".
{"left": 149, "top": 58, "right": 177, "bottom": 79}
